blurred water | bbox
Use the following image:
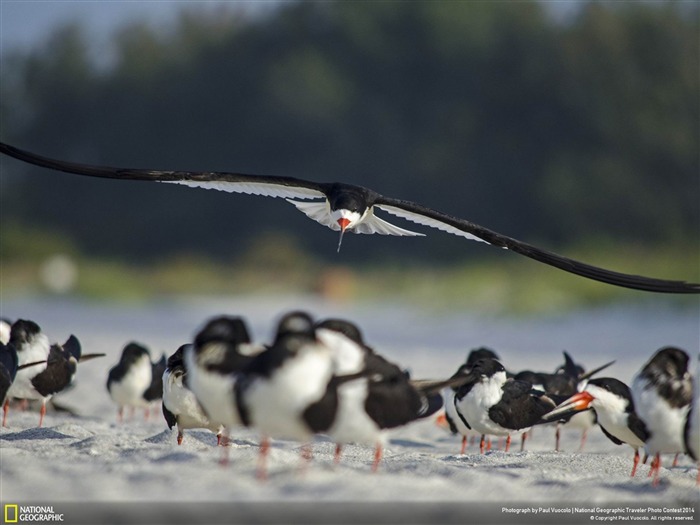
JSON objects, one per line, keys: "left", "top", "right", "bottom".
{"left": 3, "top": 294, "right": 697, "bottom": 390}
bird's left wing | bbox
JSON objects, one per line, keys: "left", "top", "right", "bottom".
{"left": 0, "top": 142, "right": 326, "bottom": 201}
{"left": 375, "top": 196, "right": 700, "bottom": 294}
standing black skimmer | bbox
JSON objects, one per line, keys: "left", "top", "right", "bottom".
{"left": 3, "top": 319, "right": 91, "bottom": 428}
{"left": 1, "top": 142, "right": 698, "bottom": 294}
{"left": 0, "top": 343, "right": 19, "bottom": 409}
{"left": 4, "top": 320, "right": 51, "bottom": 426}
{"left": 0, "top": 342, "right": 47, "bottom": 416}
{"left": 162, "top": 344, "right": 224, "bottom": 445}
{"left": 515, "top": 352, "right": 615, "bottom": 451}
{"left": 631, "top": 346, "right": 692, "bottom": 485}
{"left": 684, "top": 355, "right": 699, "bottom": 484}
{"left": 184, "top": 316, "right": 260, "bottom": 445}
{"left": 441, "top": 347, "right": 500, "bottom": 454}
{"left": 235, "top": 311, "right": 336, "bottom": 478}
{"left": 315, "top": 318, "right": 448, "bottom": 471}
{"left": 452, "top": 358, "right": 560, "bottom": 454}
{"left": 107, "top": 342, "right": 156, "bottom": 421}
{"left": 143, "top": 352, "right": 167, "bottom": 416}
{"left": 544, "top": 377, "right": 649, "bottom": 476}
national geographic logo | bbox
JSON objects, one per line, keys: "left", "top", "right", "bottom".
{"left": 3, "top": 505, "right": 64, "bottom": 522}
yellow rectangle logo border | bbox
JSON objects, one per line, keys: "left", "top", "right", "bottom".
{"left": 4, "top": 504, "right": 18, "bottom": 524}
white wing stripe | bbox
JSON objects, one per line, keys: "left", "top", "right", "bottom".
{"left": 376, "top": 204, "right": 489, "bottom": 244}
{"left": 354, "top": 210, "right": 424, "bottom": 237}
{"left": 162, "top": 180, "right": 324, "bottom": 200}
{"left": 286, "top": 199, "right": 338, "bottom": 229}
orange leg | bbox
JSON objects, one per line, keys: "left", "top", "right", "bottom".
{"left": 38, "top": 401, "right": 46, "bottom": 428}
{"left": 299, "top": 442, "right": 313, "bottom": 474}
{"left": 2, "top": 399, "right": 9, "bottom": 427}
{"left": 520, "top": 432, "right": 528, "bottom": 452}
{"left": 631, "top": 449, "right": 640, "bottom": 477}
{"left": 460, "top": 435, "right": 467, "bottom": 455}
{"left": 505, "top": 435, "right": 511, "bottom": 453}
{"left": 480, "top": 434, "right": 486, "bottom": 455}
{"left": 672, "top": 453, "right": 679, "bottom": 468}
{"left": 579, "top": 429, "right": 588, "bottom": 451}
{"left": 649, "top": 453, "right": 661, "bottom": 486}
{"left": 371, "top": 443, "right": 383, "bottom": 472}
{"left": 177, "top": 430, "right": 184, "bottom": 446}
{"left": 334, "top": 443, "right": 343, "bottom": 464}
{"left": 256, "top": 437, "right": 270, "bottom": 481}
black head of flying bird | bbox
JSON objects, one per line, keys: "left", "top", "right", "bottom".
{"left": 1, "top": 142, "right": 698, "bottom": 294}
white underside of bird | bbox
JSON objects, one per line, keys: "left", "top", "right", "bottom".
{"left": 183, "top": 346, "right": 241, "bottom": 427}
{"left": 109, "top": 355, "right": 152, "bottom": 408}
{"left": 7, "top": 333, "right": 50, "bottom": 400}
{"left": 244, "top": 344, "right": 333, "bottom": 441}
{"left": 162, "top": 368, "right": 222, "bottom": 435}
{"left": 632, "top": 376, "right": 688, "bottom": 454}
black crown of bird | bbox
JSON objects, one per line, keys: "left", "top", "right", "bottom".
{"left": 1, "top": 141, "right": 698, "bottom": 294}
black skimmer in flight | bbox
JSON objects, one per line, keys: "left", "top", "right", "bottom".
{"left": 440, "top": 347, "right": 500, "bottom": 454}
{"left": 684, "top": 355, "right": 699, "bottom": 484}
{"left": 107, "top": 342, "right": 157, "bottom": 421}
{"left": 1, "top": 142, "right": 698, "bottom": 294}
{"left": 631, "top": 346, "right": 692, "bottom": 485}
{"left": 544, "top": 377, "right": 649, "bottom": 476}
{"left": 315, "top": 318, "right": 449, "bottom": 471}
{"left": 451, "top": 358, "right": 561, "bottom": 454}
{"left": 162, "top": 344, "right": 224, "bottom": 445}
{"left": 515, "top": 352, "right": 615, "bottom": 451}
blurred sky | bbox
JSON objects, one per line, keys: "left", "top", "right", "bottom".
{"left": 1, "top": 1, "right": 582, "bottom": 58}
{"left": 0, "top": 1, "right": 281, "bottom": 56}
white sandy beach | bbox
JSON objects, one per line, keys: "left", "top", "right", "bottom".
{"left": 0, "top": 295, "right": 698, "bottom": 524}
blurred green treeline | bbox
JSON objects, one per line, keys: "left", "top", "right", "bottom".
{"left": 0, "top": 1, "right": 698, "bottom": 304}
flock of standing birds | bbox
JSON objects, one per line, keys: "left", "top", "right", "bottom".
{"left": 0, "top": 312, "right": 698, "bottom": 486}
{"left": 0, "top": 141, "right": 698, "bottom": 487}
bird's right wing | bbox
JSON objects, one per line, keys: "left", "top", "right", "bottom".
{"left": 0, "top": 142, "right": 326, "bottom": 201}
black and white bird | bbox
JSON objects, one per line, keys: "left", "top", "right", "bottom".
{"left": 1, "top": 142, "right": 698, "bottom": 294}
{"left": 544, "top": 377, "right": 649, "bottom": 476}
{"left": 107, "top": 342, "right": 157, "bottom": 421}
{"left": 184, "top": 316, "right": 260, "bottom": 441}
{"left": 684, "top": 355, "right": 699, "bottom": 484}
{"left": 440, "top": 347, "right": 499, "bottom": 454}
{"left": 451, "top": 358, "right": 559, "bottom": 454}
{"left": 0, "top": 342, "right": 48, "bottom": 418}
{"left": 4, "top": 320, "right": 52, "bottom": 426}
{"left": 631, "top": 346, "right": 692, "bottom": 485}
{"left": 315, "top": 318, "right": 448, "bottom": 470}
{"left": 235, "top": 311, "right": 337, "bottom": 478}
{"left": 515, "top": 352, "right": 615, "bottom": 451}
{"left": 162, "top": 344, "right": 224, "bottom": 446}
{"left": 144, "top": 352, "right": 167, "bottom": 407}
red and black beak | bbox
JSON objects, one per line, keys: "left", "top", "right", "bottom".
{"left": 336, "top": 218, "right": 351, "bottom": 253}
{"left": 542, "top": 391, "right": 594, "bottom": 421}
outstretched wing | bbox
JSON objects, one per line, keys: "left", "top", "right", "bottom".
{"left": 375, "top": 196, "right": 700, "bottom": 294}
{"left": 0, "top": 142, "right": 326, "bottom": 201}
